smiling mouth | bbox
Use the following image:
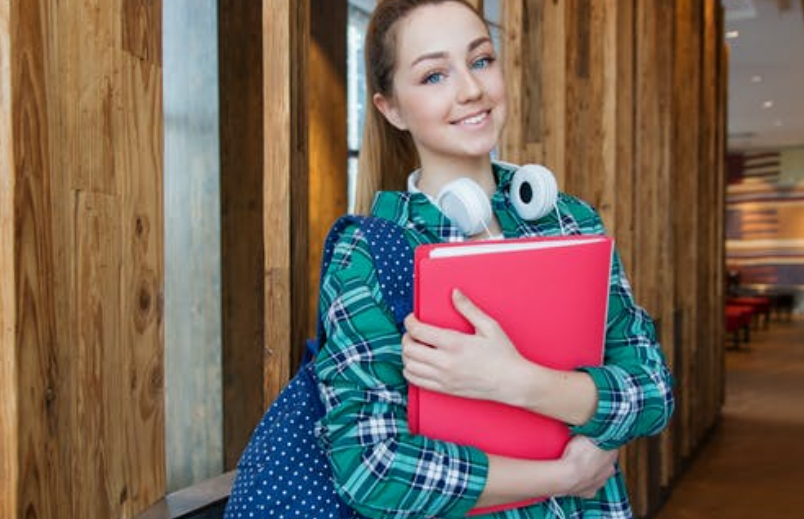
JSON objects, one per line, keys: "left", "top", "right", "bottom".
{"left": 454, "top": 110, "right": 489, "bottom": 126}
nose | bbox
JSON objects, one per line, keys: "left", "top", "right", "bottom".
{"left": 455, "top": 66, "right": 482, "bottom": 103}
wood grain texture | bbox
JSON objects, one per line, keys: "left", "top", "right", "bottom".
{"left": 219, "top": 0, "right": 266, "bottom": 470}
{"left": 500, "top": 0, "right": 524, "bottom": 165}
{"left": 5, "top": 0, "right": 165, "bottom": 517}
{"left": 672, "top": 0, "right": 702, "bottom": 463}
{"left": 309, "top": 0, "right": 347, "bottom": 339}
{"left": 114, "top": 25, "right": 166, "bottom": 519}
{"left": 632, "top": 1, "right": 675, "bottom": 514}
{"left": 0, "top": 2, "right": 18, "bottom": 517}
{"left": 122, "top": 0, "right": 162, "bottom": 65}
{"left": 12, "top": 2, "right": 66, "bottom": 518}
{"left": 263, "top": 0, "right": 310, "bottom": 403}
{"left": 697, "top": 0, "right": 718, "bottom": 446}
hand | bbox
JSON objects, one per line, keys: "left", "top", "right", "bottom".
{"left": 559, "top": 436, "right": 618, "bottom": 498}
{"left": 401, "top": 289, "right": 529, "bottom": 405}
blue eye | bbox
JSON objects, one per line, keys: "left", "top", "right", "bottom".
{"left": 423, "top": 72, "right": 445, "bottom": 85}
{"left": 472, "top": 56, "right": 493, "bottom": 70}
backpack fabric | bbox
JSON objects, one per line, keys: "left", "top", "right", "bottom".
{"left": 224, "top": 215, "right": 414, "bottom": 519}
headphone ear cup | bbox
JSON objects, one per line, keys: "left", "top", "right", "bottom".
{"left": 510, "top": 164, "right": 558, "bottom": 221}
{"left": 436, "top": 177, "right": 493, "bottom": 236}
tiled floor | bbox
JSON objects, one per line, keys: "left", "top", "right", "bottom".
{"left": 654, "top": 318, "right": 804, "bottom": 519}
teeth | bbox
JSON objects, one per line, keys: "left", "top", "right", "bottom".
{"left": 460, "top": 112, "right": 487, "bottom": 125}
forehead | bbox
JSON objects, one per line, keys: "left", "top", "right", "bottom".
{"left": 394, "top": 2, "right": 489, "bottom": 64}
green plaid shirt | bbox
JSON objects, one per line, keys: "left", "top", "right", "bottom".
{"left": 315, "top": 163, "right": 674, "bottom": 518}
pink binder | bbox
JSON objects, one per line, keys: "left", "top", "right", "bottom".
{"left": 408, "top": 235, "right": 613, "bottom": 515}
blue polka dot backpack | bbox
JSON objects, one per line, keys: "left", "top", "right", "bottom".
{"left": 224, "top": 215, "right": 413, "bottom": 519}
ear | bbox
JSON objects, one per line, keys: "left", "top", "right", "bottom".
{"left": 373, "top": 93, "right": 408, "bottom": 131}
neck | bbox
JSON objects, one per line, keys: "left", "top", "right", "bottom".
{"left": 416, "top": 155, "right": 495, "bottom": 198}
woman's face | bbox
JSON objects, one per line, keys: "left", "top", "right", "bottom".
{"left": 375, "top": 1, "right": 507, "bottom": 166}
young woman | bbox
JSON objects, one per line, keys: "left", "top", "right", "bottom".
{"left": 315, "top": 1, "right": 674, "bottom": 517}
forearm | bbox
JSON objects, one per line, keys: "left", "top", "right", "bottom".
{"left": 507, "top": 360, "right": 598, "bottom": 426}
{"left": 474, "top": 454, "right": 569, "bottom": 509}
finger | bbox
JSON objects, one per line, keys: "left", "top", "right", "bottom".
{"left": 401, "top": 334, "right": 442, "bottom": 364}
{"left": 451, "top": 289, "right": 498, "bottom": 334}
{"left": 406, "top": 313, "right": 467, "bottom": 349}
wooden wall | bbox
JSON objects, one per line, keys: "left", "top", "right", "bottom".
{"left": 219, "top": 0, "right": 267, "bottom": 471}
{"left": 308, "top": 0, "right": 348, "bottom": 339}
{"left": 1, "top": 1, "right": 164, "bottom": 518}
{"left": 500, "top": 0, "right": 727, "bottom": 517}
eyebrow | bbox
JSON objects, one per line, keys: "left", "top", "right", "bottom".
{"left": 410, "top": 36, "right": 493, "bottom": 67}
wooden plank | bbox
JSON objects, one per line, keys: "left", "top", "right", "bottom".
{"left": 0, "top": 2, "right": 18, "bottom": 517}
{"left": 121, "top": 0, "right": 162, "bottom": 66}
{"left": 672, "top": 0, "right": 702, "bottom": 463}
{"left": 541, "top": 0, "right": 566, "bottom": 180}
{"left": 219, "top": 0, "right": 266, "bottom": 470}
{"left": 523, "top": 0, "right": 543, "bottom": 144}
{"left": 613, "top": 0, "right": 635, "bottom": 271}
{"left": 309, "top": 0, "right": 347, "bottom": 338}
{"left": 132, "top": 471, "right": 235, "bottom": 519}
{"left": 632, "top": 0, "right": 675, "bottom": 514}
{"left": 115, "top": 28, "right": 166, "bottom": 519}
{"left": 11, "top": 2, "right": 66, "bottom": 518}
{"left": 697, "top": 0, "right": 718, "bottom": 445}
{"left": 500, "top": 0, "right": 524, "bottom": 164}
{"left": 263, "top": 1, "right": 310, "bottom": 403}
{"left": 72, "top": 191, "right": 120, "bottom": 518}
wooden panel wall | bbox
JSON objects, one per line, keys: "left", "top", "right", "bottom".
{"left": 1, "top": 1, "right": 165, "bottom": 518}
{"left": 219, "top": 0, "right": 266, "bottom": 471}
{"left": 262, "top": 1, "right": 311, "bottom": 402}
{"left": 308, "top": 0, "right": 348, "bottom": 338}
{"left": 672, "top": 0, "right": 703, "bottom": 464}
{"left": 500, "top": 0, "right": 727, "bottom": 517}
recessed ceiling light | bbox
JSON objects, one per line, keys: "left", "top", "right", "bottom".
{"left": 763, "top": 100, "right": 774, "bottom": 109}
{"left": 751, "top": 75, "right": 763, "bottom": 83}
{"left": 726, "top": 30, "right": 740, "bottom": 39}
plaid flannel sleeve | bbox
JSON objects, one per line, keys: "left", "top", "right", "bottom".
{"left": 315, "top": 225, "right": 489, "bottom": 519}
{"left": 569, "top": 209, "right": 675, "bottom": 450}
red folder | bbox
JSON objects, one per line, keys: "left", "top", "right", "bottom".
{"left": 408, "top": 235, "right": 613, "bottom": 515}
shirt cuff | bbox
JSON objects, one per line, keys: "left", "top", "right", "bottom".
{"left": 569, "top": 365, "right": 629, "bottom": 447}
{"left": 440, "top": 445, "right": 490, "bottom": 518}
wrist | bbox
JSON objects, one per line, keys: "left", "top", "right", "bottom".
{"left": 506, "top": 359, "right": 549, "bottom": 410}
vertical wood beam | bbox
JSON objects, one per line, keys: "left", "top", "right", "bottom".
{"left": 697, "top": 0, "right": 718, "bottom": 444}
{"left": 309, "top": 0, "right": 347, "bottom": 338}
{"left": 263, "top": 1, "right": 310, "bottom": 403}
{"left": 672, "top": 0, "right": 702, "bottom": 463}
{"left": 219, "top": 0, "right": 266, "bottom": 470}
{"left": 500, "top": 0, "right": 525, "bottom": 165}
{"left": 0, "top": 2, "right": 18, "bottom": 517}
{"left": 2, "top": 0, "right": 165, "bottom": 517}
{"left": 633, "top": 0, "right": 675, "bottom": 514}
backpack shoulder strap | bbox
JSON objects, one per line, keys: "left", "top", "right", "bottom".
{"left": 306, "top": 215, "right": 413, "bottom": 362}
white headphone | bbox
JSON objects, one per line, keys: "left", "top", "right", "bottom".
{"left": 408, "top": 163, "right": 560, "bottom": 236}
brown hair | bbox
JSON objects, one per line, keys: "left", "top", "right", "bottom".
{"left": 354, "top": 0, "right": 486, "bottom": 214}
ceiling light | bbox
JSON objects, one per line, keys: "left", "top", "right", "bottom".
{"left": 726, "top": 30, "right": 740, "bottom": 39}
{"left": 774, "top": 120, "right": 783, "bottom": 127}
{"left": 763, "top": 100, "right": 774, "bottom": 109}
{"left": 751, "top": 75, "right": 763, "bottom": 83}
